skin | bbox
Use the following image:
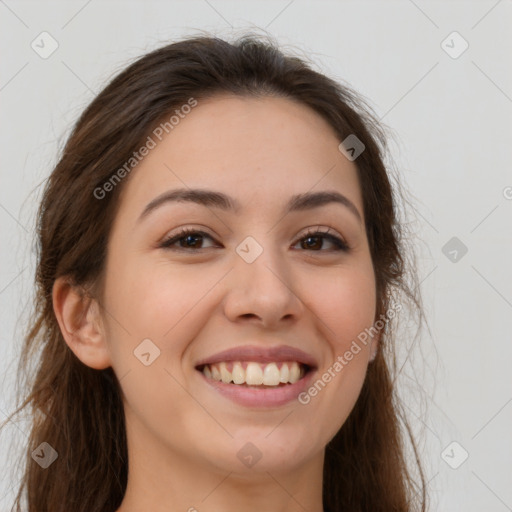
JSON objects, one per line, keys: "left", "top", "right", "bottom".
{"left": 53, "top": 94, "right": 380, "bottom": 512}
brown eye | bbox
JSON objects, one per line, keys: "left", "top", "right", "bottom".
{"left": 294, "top": 229, "right": 350, "bottom": 252}
{"left": 160, "top": 229, "right": 217, "bottom": 250}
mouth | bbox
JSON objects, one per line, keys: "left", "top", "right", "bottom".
{"left": 196, "top": 361, "right": 315, "bottom": 407}
{"left": 195, "top": 360, "right": 313, "bottom": 388}
{"left": 194, "top": 345, "right": 318, "bottom": 407}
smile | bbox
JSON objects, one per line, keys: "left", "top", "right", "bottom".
{"left": 196, "top": 361, "right": 315, "bottom": 408}
{"left": 199, "top": 361, "right": 307, "bottom": 386}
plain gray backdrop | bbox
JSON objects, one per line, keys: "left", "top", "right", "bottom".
{"left": 1, "top": 1, "right": 511, "bottom": 510}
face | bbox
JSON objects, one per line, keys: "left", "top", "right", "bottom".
{"left": 99, "top": 94, "right": 378, "bottom": 477}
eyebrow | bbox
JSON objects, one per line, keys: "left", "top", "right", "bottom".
{"left": 137, "top": 188, "right": 362, "bottom": 223}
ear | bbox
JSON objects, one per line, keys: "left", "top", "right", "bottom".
{"left": 52, "top": 276, "right": 112, "bottom": 370}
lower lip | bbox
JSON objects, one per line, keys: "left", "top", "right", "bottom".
{"left": 198, "top": 368, "right": 316, "bottom": 408}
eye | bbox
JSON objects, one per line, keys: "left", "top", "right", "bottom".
{"left": 159, "top": 227, "right": 217, "bottom": 251}
{"left": 159, "top": 226, "right": 350, "bottom": 252}
{"left": 292, "top": 227, "right": 350, "bottom": 252}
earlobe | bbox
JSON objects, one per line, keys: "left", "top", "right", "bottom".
{"left": 52, "top": 276, "right": 112, "bottom": 370}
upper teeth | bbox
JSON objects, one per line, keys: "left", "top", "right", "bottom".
{"left": 202, "top": 361, "right": 304, "bottom": 386}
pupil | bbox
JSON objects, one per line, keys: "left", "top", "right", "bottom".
{"left": 185, "top": 235, "right": 200, "bottom": 247}
{"left": 305, "top": 236, "right": 320, "bottom": 249}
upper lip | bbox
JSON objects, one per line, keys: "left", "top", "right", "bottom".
{"left": 195, "top": 344, "right": 318, "bottom": 369}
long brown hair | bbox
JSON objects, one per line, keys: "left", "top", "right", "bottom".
{"left": 2, "top": 33, "right": 428, "bottom": 511}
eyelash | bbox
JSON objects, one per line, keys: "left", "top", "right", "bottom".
{"left": 159, "top": 227, "right": 350, "bottom": 253}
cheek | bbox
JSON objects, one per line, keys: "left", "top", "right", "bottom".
{"left": 312, "top": 263, "right": 377, "bottom": 351}
{"left": 302, "top": 264, "right": 376, "bottom": 404}
{"left": 102, "top": 254, "right": 224, "bottom": 365}
{"left": 101, "top": 260, "right": 221, "bottom": 441}
{"left": 299, "top": 262, "right": 376, "bottom": 426}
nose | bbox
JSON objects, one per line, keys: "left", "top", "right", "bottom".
{"left": 222, "top": 241, "right": 304, "bottom": 329}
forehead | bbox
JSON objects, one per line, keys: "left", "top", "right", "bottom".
{"left": 116, "top": 94, "right": 363, "bottom": 221}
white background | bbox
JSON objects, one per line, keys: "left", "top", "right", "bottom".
{"left": 1, "top": 1, "right": 511, "bottom": 510}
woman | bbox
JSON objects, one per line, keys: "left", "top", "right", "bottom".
{"left": 3, "top": 34, "right": 427, "bottom": 511}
